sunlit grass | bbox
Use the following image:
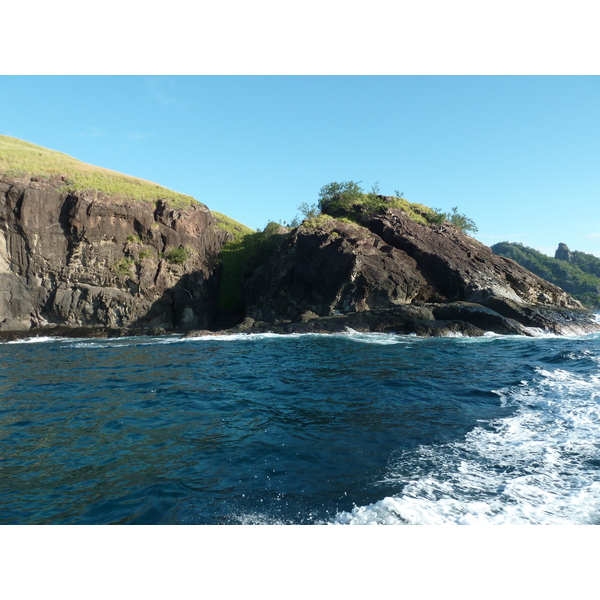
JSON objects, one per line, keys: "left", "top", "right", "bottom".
{"left": 392, "top": 197, "right": 438, "bottom": 225}
{"left": 0, "top": 135, "right": 197, "bottom": 209}
{"left": 211, "top": 211, "right": 255, "bottom": 241}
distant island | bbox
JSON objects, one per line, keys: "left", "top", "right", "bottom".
{"left": 1, "top": 134, "right": 599, "bottom": 341}
{"left": 492, "top": 242, "right": 600, "bottom": 309}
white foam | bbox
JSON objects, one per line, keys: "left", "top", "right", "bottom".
{"left": 520, "top": 326, "right": 594, "bottom": 339}
{"left": 4, "top": 336, "right": 59, "bottom": 344}
{"left": 340, "top": 329, "right": 414, "bottom": 345}
{"left": 231, "top": 512, "right": 292, "bottom": 525}
{"left": 63, "top": 341, "right": 134, "bottom": 349}
{"left": 183, "top": 332, "right": 289, "bottom": 343}
{"left": 183, "top": 329, "right": 417, "bottom": 346}
{"left": 333, "top": 364, "right": 600, "bottom": 525}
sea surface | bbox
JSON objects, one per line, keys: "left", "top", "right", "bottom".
{"left": 1, "top": 319, "right": 600, "bottom": 525}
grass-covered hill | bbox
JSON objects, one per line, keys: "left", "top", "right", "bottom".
{"left": 0, "top": 134, "right": 200, "bottom": 210}
{"left": 492, "top": 241, "right": 600, "bottom": 309}
{"left": 1, "top": 134, "right": 256, "bottom": 237}
{"left": 0, "top": 135, "right": 262, "bottom": 317}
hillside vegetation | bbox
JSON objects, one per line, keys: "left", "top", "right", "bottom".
{"left": 0, "top": 135, "right": 197, "bottom": 209}
{"left": 211, "top": 211, "right": 255, "bottom": 240}
{"left": 492, "top": 241, "right": 600, "bottom": 309}
{"left": 569, "top": 249, "right": 600, "bottom": 279}
{"left": 216, "top": 222, "right": 288, "bottom": 315}
{"left": 287, "top": 181, "right": 478, "bottom": 234}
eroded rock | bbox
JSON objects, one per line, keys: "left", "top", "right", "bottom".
{"left": 244, "top": 209, "right": 599, "bottom": 336}
{"left": 0, "top": 176, "right": 231, "bottom": 332}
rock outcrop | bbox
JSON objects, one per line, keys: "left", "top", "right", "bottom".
{"left": 241, "top": 209, "right": 599, "bottom": 337}
{"left": 555, "top": 242, "right": 572, "bottom": 262}
{"left": 2, "top": 174, "right": 598, "bottom": 340}
{"left": 0, "top": 175, "right": 231, "bottom": 332}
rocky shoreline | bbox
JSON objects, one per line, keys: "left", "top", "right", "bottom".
{"left": 4, "top": 300, "right": 597, "bottom": 343}
{"left": 2, "top": 177, "right": 600, "bottom": 342}
{"left": 187, "top": 300, "right": 600, "bottom": 339}
{"left": 0, "top": 325, "right": 170, "bottom": 343}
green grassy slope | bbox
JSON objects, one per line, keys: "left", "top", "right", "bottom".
{"left": 211, "top": 211, "right": 255, "bottom": 240}
{"left": 0, "top": 135, "right": 197, "bottom": 209}
{"left": 492, "top": 241, "right": 600, "bottom": 309}
{"left": 1, "top": 135, "right": 263, "bottom": 319}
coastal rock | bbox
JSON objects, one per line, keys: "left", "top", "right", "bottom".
{"left": 245, "top": 218, "right": 429, "bottom": 322}
{"left": 244, "top": 209, "right": 599, "bottom": 336}
{"left": 366, "top": 209, "right": 580, "bottom": 309}
{"left": 184, "top": 329, "right": 224, "bottom": 338}
{"left": 2, "top": 173, "right": 598, "bottom": 340}
{"left": 237, "top": 305, "right": 487, "bottom": 337}
{"left": 0, "top": 176, "right": 231, "bottom": 332}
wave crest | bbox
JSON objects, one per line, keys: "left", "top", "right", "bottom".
{"left": 333, "top": 365, "right": 600, "bottom": 525}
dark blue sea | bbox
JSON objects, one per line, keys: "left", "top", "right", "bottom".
{"left": 2, "top": 320, "right": 600, "bottom": 525}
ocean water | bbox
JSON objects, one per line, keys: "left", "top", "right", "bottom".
{"left": 1, "top": 321, "right": 600, "bottom": 525}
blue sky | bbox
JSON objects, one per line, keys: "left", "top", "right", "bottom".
{"left": 1, "top": 75, "right": 599, "bottom": 256}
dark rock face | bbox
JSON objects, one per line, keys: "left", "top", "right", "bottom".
{"left": 2, "top": 176, "right": 598, "bottom": 339}
{"left": 555, "top": 242, "right": 572, "bottom": 262}
{"left": 244, "top": 210, "right": 599, "bottom": 336}
{"left": 0, "top": 176, "right": 231, "bottom": 332}
{"left": 367, "top": 210, "right": 581, "bottom": 309}
{"left": 245, "top": 219, "right": 428, "bottom": 322}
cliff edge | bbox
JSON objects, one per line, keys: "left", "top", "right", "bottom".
{"left": 2, "top": 136, "right": 598, "bottom": 340}
{"left": 0, "top": 174, "right": 231, "bottom": 334}
{"left": 234, "top": 204, "right": 598, "bottom": 337}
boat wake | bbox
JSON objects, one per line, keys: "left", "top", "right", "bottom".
{"left": 332, "top": 361, "right": 600, "bottom": 525}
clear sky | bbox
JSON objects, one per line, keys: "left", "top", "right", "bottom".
{"left": 1, "top": 75, "right": 598, "bottom": 257}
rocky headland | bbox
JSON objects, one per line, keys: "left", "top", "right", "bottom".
{"left": 210, "top": 206, "right": 598, "bottom": 338}
{"left": 0, "top": 174, "right": 231, "bottom": 340}
{"left": 1, "top": 140, "right": 599, "bottom": 341}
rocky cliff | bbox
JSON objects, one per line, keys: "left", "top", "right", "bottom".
{"left": 555, "top": 242, "right": 573, "bottom": 262}
{"left": 0, "top": 175, "right": 231, "bottom": 334}
{"left": 236, "top": 208, "right": 599, "bottom": 337}
{"left": 2, "top": 173, "right": 598, "bottom": 340}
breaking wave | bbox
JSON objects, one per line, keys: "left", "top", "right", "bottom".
{"left": 333, "top": 361, "right": 600, "bottom": 525}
